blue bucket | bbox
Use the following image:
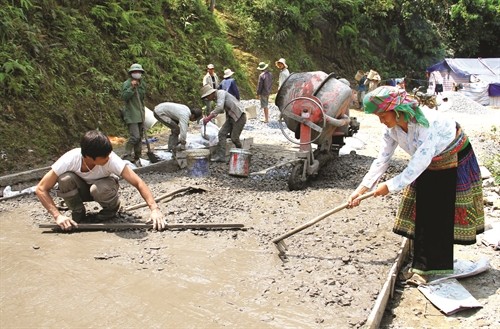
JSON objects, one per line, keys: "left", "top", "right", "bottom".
{"left": 186, "top": 149, "right": 210, "bottom": 177}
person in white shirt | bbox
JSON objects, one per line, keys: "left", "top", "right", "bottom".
{"left": 202, "top": 63, "right": 220, "bottom": 114}
{"left": 36, "top": 130, "right": 166, "bottom": 231}
{"left": 427, "top": 70, "right": 444, "bottom": 95}
{"left": 347, "top": 86, "right": 484, "bottom": 285}
{"left": 275, "top": 58, "right": 290, "bottom": 90}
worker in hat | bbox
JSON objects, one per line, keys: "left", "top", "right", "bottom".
{"left": 364, "top": 69, "right": 381, "bottom": 92}
{"left": 347, "top": 86, "right": 484, "bottom": 286}
{"left": 275, "top": 58, "right": 290, "bottom": 90}
{"left": 153, "top": 102, "right": 202, "bottom": 154}
{"left": 200, "top": 84, "right": 247, "bottom": 162}
{"left": 256, "top": 61, "right": 273, "bottom": 123}
{"left": 121, "top": 63, "right": 147, "bottom": 163}
{"left": 218, "top": 68, "right": 240, "bottom": 100}
{"left": 202, "top": 64, "right": 220, "bottom": 115}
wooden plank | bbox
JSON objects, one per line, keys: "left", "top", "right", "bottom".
{"left": 0, "top": 166, "right": 51, "bottom": 188}
{"left": 365, "top": 238, "right": 410, "bottom": 329}
{"left": 39, "top": 222, "right": 245, "bottom": 231}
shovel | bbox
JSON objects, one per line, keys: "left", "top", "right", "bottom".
{"left": 202, "top": 123, "right": 208, "bottom": 140}
{"left": 272, "top": 191, "right": 375, "bottom": 256}
{"left": 135, "top": 90, "right": 161, "bottom": 163}
{"left": 143, "top": 128, "right": 161, "bottom": 163}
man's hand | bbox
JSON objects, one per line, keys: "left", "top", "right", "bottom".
{"left": 131, "top": 79, "right": 139, "bottom": 87}
{"left": 55, "top": 214, "right": 78, "bottom": 231}
{"left": 203, "top": 114, "right": 215, "bottom": 125}
{"left": 150, "top": 208, "right": 166, "bottom": 231}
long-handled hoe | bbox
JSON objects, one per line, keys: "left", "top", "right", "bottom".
{"left": 272, "top": 191, "right": 375, "bottom": 257}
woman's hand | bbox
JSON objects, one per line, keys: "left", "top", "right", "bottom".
{"left": 347, "top": 186, "right": 368, "bottom": 208}
{"left": 374, "top": 183, "right": 389, "bottom": 196}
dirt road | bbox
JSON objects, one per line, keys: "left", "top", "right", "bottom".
{"left": 1, "top": 94, "right": 499, "bottom": 328}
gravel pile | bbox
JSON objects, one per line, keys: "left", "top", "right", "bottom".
{"left": 439, "top": 91, "right": 489, "bottom": 115}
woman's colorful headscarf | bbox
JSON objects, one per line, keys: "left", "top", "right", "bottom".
{"left": 363, "top": 86, "right": 429, "bottom": 127}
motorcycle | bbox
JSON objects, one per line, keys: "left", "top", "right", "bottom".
{"left": 412, "top": 86, "right": 438, "bottom": 110}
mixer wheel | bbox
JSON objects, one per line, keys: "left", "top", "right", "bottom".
{"left": 288, "top": 162, "right": 308, "bottom": 191}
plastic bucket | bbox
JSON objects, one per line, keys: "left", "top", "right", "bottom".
{"left": 186, "top": 149, "right": 210, "bottom": 177}
{"left": 228, "top": 148, "right": 252, "bottom": 177}
{"left": 144, "top": 107, "right": 158, "bottom": 130}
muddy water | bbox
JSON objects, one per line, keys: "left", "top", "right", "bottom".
{"left": 1, "top": 205, "right": 325, "bottom": 328}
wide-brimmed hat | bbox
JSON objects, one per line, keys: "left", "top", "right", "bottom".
{"left": 223, "top": 69, "right": 234, "bottom": 78}
{"left": 200, "top": 84, "right": 217, "bottom": 99}
{"left": 275, "top": 58, "right": 288, "bottom": 69}
{"left": 207, "top": 63, "right": 215, "bottom": 69}
{"left": 257, "top": 62, "right": 269, "bottom": 70}
{"left": 128, "top": 63, "right": 145, "bottom": 73}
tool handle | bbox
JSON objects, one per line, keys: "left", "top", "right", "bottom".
{"left": 39, "top": 222, "right": 244, "bottom": 231}
{"left": 272, "top": 191, "right": 375, "bottom": 244}
{"left": 124, "top": 186, "right": 193, "bottom": 211}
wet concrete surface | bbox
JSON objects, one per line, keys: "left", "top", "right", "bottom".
{"left": 1, "top": 98, "right": 499, "bottom": 328}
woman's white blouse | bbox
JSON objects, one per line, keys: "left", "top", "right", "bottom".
{"left": 360, "top": 108, "right": 457, "bottom": 193}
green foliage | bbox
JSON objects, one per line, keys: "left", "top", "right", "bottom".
{"left": 448, "top": 0, "right": 500, "bottom": 57}
{"left": 336, "top": 24, "right": 359, "bottom": 47}
{"left": 484, "top": 126, "right": 500, "bottom": 184}
{"left": 0, "top": 0, "right": 245, "bottom": 174}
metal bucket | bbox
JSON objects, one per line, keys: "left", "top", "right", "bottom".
{"left": 228, "top": 148, "right": 252, "bottom": 177}
{"left": 186, "top": 149, "right": 210, "bottom": 177}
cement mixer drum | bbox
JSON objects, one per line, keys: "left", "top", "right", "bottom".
{"left": 275, "top": 71, "right": 353, "bottom": 147}
{"left": 275, "top": 71, "right": 359, "bottom": 190}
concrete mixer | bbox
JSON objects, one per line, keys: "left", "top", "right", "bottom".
{"left": 275, "top": 72, "right": 360, "bottom": 190}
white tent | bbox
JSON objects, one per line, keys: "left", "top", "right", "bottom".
{"left": 427, "top": 58, "right": 500, "bottom": 106}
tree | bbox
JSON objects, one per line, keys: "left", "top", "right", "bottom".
{"left": 447, "top": 0, "right": 500, "bottom": 57}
